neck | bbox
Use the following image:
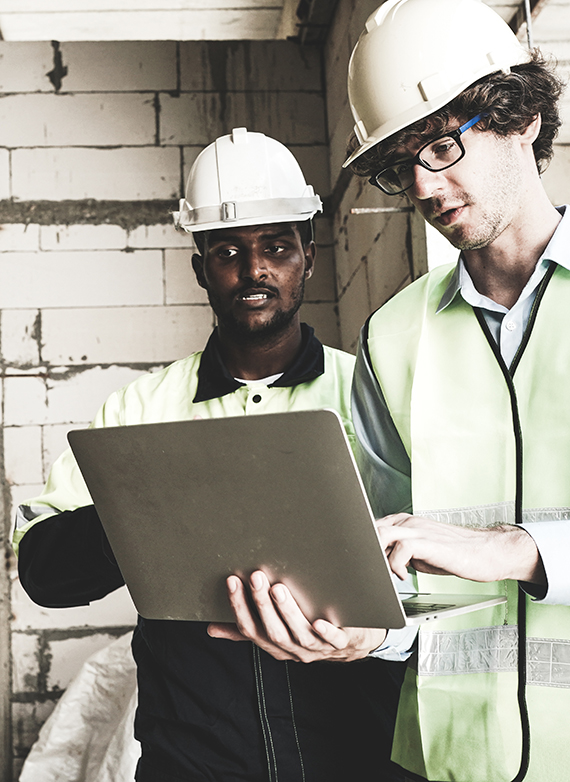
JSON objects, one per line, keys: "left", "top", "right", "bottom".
{"left": 463, "top": 189, "right": 561, "bottom": 310}
{"left": 217, "top": 317, "right": 304, "bottom": 380}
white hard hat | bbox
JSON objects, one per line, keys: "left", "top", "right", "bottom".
{"left": 174, "top": 127, "right": 322, "bottom": 233}
{"left": 344, "top": 0, "right": 530, "bottom": 167}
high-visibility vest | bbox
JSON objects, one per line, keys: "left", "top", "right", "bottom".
{"left": 365, "top": 262, "right": 570, "bottom": 782}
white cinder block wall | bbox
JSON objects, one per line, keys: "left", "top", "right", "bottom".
{"left": 323, "top": 1, "right": 428, "bottom": 354}
{"left": 0, "top": 39, "right": 337, "bottom": 780}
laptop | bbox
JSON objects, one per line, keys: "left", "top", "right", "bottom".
{"left": 67, "top": 409, "right": 505, "bottom": 628}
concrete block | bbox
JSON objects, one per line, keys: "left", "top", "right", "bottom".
{"left": 337, "top": 263, "right": 371, "bottom": 354}
{"left": 182, "top": 146, "right": 206, "bottom": 191}
{"left": 61, "top": 41, "right": 177, "bottom": 92}
{"left": 299, "top": 302, "right": 341, "bottom": 349}
{"left": 128, "top": 224, "right": 195, "bottom": 249}
{"left": 0, "top": 250, "right": 164, "bottom": 309}
{"left": 48, "top": 633, "right": 122, "bottom": 692}
{"left": 11, "top": 577, "right": 137, "bottom": 632}
{"left": 533, "top": 3, "right": 570, "bottom": 41}
{"left": 12, "top": 147, "right": 180, "bottom": 201}
{"left": 347, "top": 0, "right": 381, "bottom": 51}
{"left": 305, "top": 245, "right": 336, "bottom": 302}
{"left": 366, "top": 212, "right": 414, "bottom": 313}
{"left": 164, "top": 248, "right": 209, "bottom": 305}
{"left": 313, "top": 215, "right": 333, "bottom": 246}
{"left": 0, "top": 223, "right": 40, "bottom": 252}
{"left": 542, "top": 146, "right": 570, "bottom": 206}
{"left": 41, "top": 423, "right": 84, "bottom": 479}
{"left": 179, "top": 40, "right": 321, "bottom": 92}
{"left": 10, "top": 632, "right": 40, "bottom": 694}
{"left": 41, "top": 224, "right": 127, "bottom": 251}
{"left": 160, "top": 92, "right": 326, "bottom": 146}
{"left": 0, "top": 93, "right": 156, "bottom": 148}
{"left": 3, "top": 375, "right": 47, "bottom": 427}
{"left": 4, "top": 425, "right": 43, "bottom": 486}
{"left": 324, "top": 0, "right": 353, "bottom": 97}
{"left": 0, "top": 42, "right": 53, "bottom": 92}
{"left": 334, "top": 177, "right": 402, "bottom": 292}
{"left": 0, "top": 149, "right": 10, "bottom": 200}
{"left": 12, "top": 701, "right": 57, "bottom": 761}
{"left": 41, "top": 305, "right": 214, "bottom": 365}
{"left": 1, "top": 8, "right": 282, "bottom": 42}
{"left": 292, "top": 145, "right": 331, "bottom": 198}
{"left": 3, "top": 366, "right": 148, "bottom": 426}
{"left": 329, "top": 105, "right": 356, "bottom": 193}
{"left": 1, "top": 309, "right": 41, "bottom": 366}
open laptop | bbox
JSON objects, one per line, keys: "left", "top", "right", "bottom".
{"left": 68, "top": 409, "right": 505, "bottom": 628}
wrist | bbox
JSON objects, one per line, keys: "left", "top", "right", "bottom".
{"left": 501, "top": 525, "right": 545, "bottom": 584}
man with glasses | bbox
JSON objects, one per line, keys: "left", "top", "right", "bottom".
{"left": 218, "top": 1, "right": 570, "bottom": 780}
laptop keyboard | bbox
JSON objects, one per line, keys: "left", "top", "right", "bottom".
{"left": 403, "top": 602, "right": 454, "bottom": 616}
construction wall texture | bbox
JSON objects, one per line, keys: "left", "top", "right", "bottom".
{"left": 0, "top": 39, "right": 337, "bottom": 781}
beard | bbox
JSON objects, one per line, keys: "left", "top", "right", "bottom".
{"left": 208, "top": 276, "right": 306, "bottom": 344}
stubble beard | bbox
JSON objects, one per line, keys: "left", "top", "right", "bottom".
{"left": 433, "top": 137, "right": 523, "bottom": 252}
{"left": 209, "top": 276, "right": 306, "bottom": 345}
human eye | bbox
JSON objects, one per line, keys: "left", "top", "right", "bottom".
{"left": 216, "top": 246, "right": 238, "bottom": 259}
{"left": 428, "top": 137, "right": 457, "bottom": 161}
{"left": 394, "top": 160, "right": 413, "bottom": 176}
{"left": 268, "top": 243, "right": 286, "bottom": 254}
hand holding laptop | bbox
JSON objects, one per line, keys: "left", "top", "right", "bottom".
{"left": 208, "top": 570, "right": 388, "bottom": 663}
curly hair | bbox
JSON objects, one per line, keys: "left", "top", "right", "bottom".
{"left": 347, "top": 51, "right": 565, "bottom": 179}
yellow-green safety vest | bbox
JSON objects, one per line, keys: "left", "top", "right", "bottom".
{"left": 366, "top": 262, "right": 570, "bottom": 782}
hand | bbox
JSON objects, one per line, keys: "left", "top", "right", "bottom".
{"left": 208, "top": 571, "right": 387, "bottom": 663}
{"left": 376, "top": 513, "right": 546, "bottom": 585}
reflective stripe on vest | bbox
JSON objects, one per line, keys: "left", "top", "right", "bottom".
{"left": 418, "top": 625, "right": 570, "bottom": 686}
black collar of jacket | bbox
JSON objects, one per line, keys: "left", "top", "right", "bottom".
{"left": 193, "top": 323, "right": 325, "bottom": 403}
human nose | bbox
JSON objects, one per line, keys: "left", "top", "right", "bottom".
{"left": 409, "top": 163, "right": 444, "bottom": 200}
{"left": 240, "top": 249, "right": 268, "bottom": 281}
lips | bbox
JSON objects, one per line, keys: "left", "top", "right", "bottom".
{"left": 435, "top": 205, "right": 465, "bottom": 227}
{"left": 237, "top": 286, "right": 277, "bottom": 302}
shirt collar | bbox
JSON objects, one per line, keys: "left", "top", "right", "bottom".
{"left": 193, "top": 323, "right": 325, "bottom": 403}
{"left": 436, "top": 204, "right": 570, "bottom": 314}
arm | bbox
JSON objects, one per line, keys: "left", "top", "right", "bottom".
{"left": 18, "top": 504, "right": 124, "bottom": 608}
{"left": 376, "top": 513, "right": 546, "bottom": 585}
{"left": 14, "top": 389, "right": 126, "bottom": 608}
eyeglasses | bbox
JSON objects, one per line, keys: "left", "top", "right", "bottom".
{"left": 369, "top": 113, "right": 488, "bottom": 196}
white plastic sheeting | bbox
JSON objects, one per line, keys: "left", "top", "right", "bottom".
{"left": 20, "top": 632, "right": 139, "bottom": 782}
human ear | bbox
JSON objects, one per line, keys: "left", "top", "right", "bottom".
{"left": 304, "top": 241, "right": 316, "bottom": 279}
{"left": 191, "top": 254, "right": 207, "bottom": 289}
{"left": 521, "top": 114, "right": 541, "bottom": 145}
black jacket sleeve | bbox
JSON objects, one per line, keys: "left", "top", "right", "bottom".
{"left": 18, "top": 505, "right": 125, "bottom": 608}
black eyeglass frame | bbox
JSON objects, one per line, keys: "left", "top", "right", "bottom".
{"left": 369, "top": 112, "right": 489, "bottom": 196}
